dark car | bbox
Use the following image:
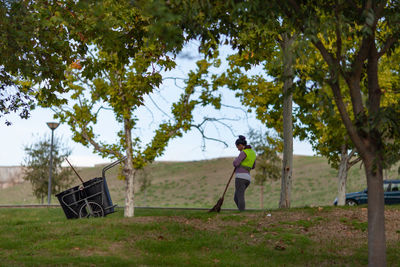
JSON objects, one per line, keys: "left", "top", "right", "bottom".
{"left": 334, "top": 180, "right": 400, "bottom": 206}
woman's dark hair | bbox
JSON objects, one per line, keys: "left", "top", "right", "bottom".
{"left": 235, "top": 135, "right": 247, "bottom": 146}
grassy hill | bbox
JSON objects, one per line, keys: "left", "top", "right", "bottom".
{"left": 1, "top": 155, "right": 399, "bottom": 208}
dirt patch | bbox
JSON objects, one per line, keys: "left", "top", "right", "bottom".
{"left": 121, "top": 208, "right": 399, "bottom": 234}
{"left": 115, "top": 208, "right": 400, "bottom": 250}
{"left": 123, "top": 208, "right": 400, "bottom": 251}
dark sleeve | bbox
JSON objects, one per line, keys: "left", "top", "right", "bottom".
{"left": 233, "top": 151, "right": 247, "bottom": 167}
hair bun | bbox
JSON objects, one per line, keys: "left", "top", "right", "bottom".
{"left": 235, "top": 135, "right": 247, "bottom": 146}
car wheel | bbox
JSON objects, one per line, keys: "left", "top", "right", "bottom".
{"left": 346, "top": 199, "right": 357, "bottom": 206}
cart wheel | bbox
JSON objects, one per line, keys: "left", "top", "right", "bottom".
{"left": 79, "top": 202, "right": 104, "bottom": 218}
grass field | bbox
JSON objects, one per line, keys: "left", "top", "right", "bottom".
{"left": 1, "top": 156, "right": 399, "bottom": 266}
{"left": 0, "top": 206, "right": 399, "bottom": 266}
{"left": 1, "top": 155, "right": 399, "bottom": 209}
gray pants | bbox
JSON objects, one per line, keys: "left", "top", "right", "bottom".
{"left": 234, "top": 178, "right": 250, "bottom": 211}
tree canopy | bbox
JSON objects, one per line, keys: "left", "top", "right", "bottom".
{"left": 0, "top": 1, "right": 89, "bottom": 124}
{"left": 1, "top": 0, "right": 400, "bottom": 263}
{"left": 23, "top": 135, "right": 72, "bottom": 202}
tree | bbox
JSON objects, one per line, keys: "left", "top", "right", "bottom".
{"left": 213, "top": 3, "right": 363, "bottom": 208}
{"left": 198, "top": 2, "right": 299, "bottom": 208}
{"left": 279, "top": 33, "right": 296, "bottom": 209}
{"left": 294, "top": 58, "right": 364, "bottom": 206}
{"left": 247, "top": 129, "right": 281, "bottom": 209}
{"left": 277, "top": 1, "right": 400, "bottom": 264}
{"left": 22, "top": 135, "right": 72, "bottom": 203}
{"left": 220, "top": 1, "right": 399, "bottom": 262}
{"left": 57, "top": 51, "right": 220, "bottom": 217}
{"left": 49, "top": 0, "right": 227, "bottom": 217}
{"left": 57, "top": 51, "right": 182, "bottom": 217}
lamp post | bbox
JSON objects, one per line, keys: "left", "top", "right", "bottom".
{"left": 47, "top": 122, "right": 59, "bottom": 205}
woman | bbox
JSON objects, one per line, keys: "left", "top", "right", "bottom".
{"left": 233, "top": 135, "right": 256, "bottom": 211}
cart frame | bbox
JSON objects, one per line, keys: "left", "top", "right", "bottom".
{"left": 57, "top": 157, "right": 125, "bottom": 219}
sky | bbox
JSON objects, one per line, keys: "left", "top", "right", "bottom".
{"left": 0, "top": 42, "right": 315, "bottom": 167}
{"left": 0, "top": 105, "right": 314, "bottom": 167}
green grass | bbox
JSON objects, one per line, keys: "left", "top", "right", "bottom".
{"left": 0, "top": 206, "right": 399, "bottom": 266}
{"left": 340, "top": 217, "right": 368, "bottom": 232}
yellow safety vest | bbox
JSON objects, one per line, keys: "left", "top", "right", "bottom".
{"left": 240, "top": 148, "right": 256, "bottom": 170}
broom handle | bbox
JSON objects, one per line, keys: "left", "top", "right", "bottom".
{"left": 221, "top": 168, "right": 236, "bottom": 198}
{"left": 65, "top": 158, "right": 85, "bottom": 185}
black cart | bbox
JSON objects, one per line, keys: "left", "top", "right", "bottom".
{"left": 56, "top": 158, "right": 124, "bottom": 219}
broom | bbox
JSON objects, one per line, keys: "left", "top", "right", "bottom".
{"left": 65, "top": 158, "right": 85, "bottom": 185}
{"left": 209, "top": 168, "right": 236, "bottom": 212}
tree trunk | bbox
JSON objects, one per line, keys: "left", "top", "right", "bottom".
{"left": 124, "top": 166, "right": 135, "bottom": 217}
{"left": 260, "top": 185, "right": 264, "bottom": 209}
{"left": 364, "top": 153, "right": 386, "bottom": 266}
{"left": 123, "top": 118, "right": 136, "bottom": 217}
{"left": 325, "top": 53, "right": 387, "bottom": 265}
{"left": 144, "top": 189, "right": 147, "bottom": 207}
{"left": 279, "top": 32, "right": 294, "bottom": 208}
{"left": 365, "top": 35, "right": 386, "bottom": 266}
{"left": 336, "top": 144, "right": 349, "bottom": 206}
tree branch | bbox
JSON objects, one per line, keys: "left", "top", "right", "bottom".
{"left": 375, "top": 0, "right": 387, "bottom": 20}
{"left": 190, "top": 116, "right": 240, "bottom": 149}
{"left": 147, "top": 94, "right": 171, "bottom": 119}
{"left": 334, "top": 2, "right": 342, "bottom": 66}
{"left": 347, "top": 148, "right": 362, "bottom": 169}
{"left": 348, "top": 148, "right": 357, "bottom": 159}
{"left": 80, "top": 128, "right": 124, "bottom": 159}
{"left": 191, "top": 123, "right": 229, "bottom": 149}
{"left": 348, "top": 156, "right": 362, "bottom": 169}
{"left": 329, "top": 81, "right": 367, "bottom": 156}
{"left": 377, "top": 36, "right": 398, "bottom": 59}
{"left": 54, "top": 103, "right": 124, "bottom": 159}
{"left": 367, "top": 37, "right": 381, "bottom": 115}
{"left": 342, "top": 2, "right": 376, "bottom": 116}
{"left": 220, "top": 103, "right": 250, "bottom": 120}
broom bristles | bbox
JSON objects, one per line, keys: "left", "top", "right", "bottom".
{"left": 208, "top": 168, "right": 236, "bottom": 213}
{"left": 209, "top": 197, "right": 224, "bottom": 213}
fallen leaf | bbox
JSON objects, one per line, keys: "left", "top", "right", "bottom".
{"left": 274, "top": 245, "right": 286, "bottom": 251}
{"left": 213, "top": 259, "right": 220, "bottom": 263}
{"left": 274, "top": 240, "right": 286, "bottom": 251}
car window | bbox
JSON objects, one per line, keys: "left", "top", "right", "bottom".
{"left": 390, "top": 183, "right": 399, "bottom": 192}
{"left": 383, "top": 183, "right": 390, "bottom": 192}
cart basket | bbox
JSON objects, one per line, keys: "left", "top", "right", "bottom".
{"left": 56, "top": 157, "right": 124, "bottom": 219}
{"left": 56, "top": 184, "right": 82, "bottom": 219}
